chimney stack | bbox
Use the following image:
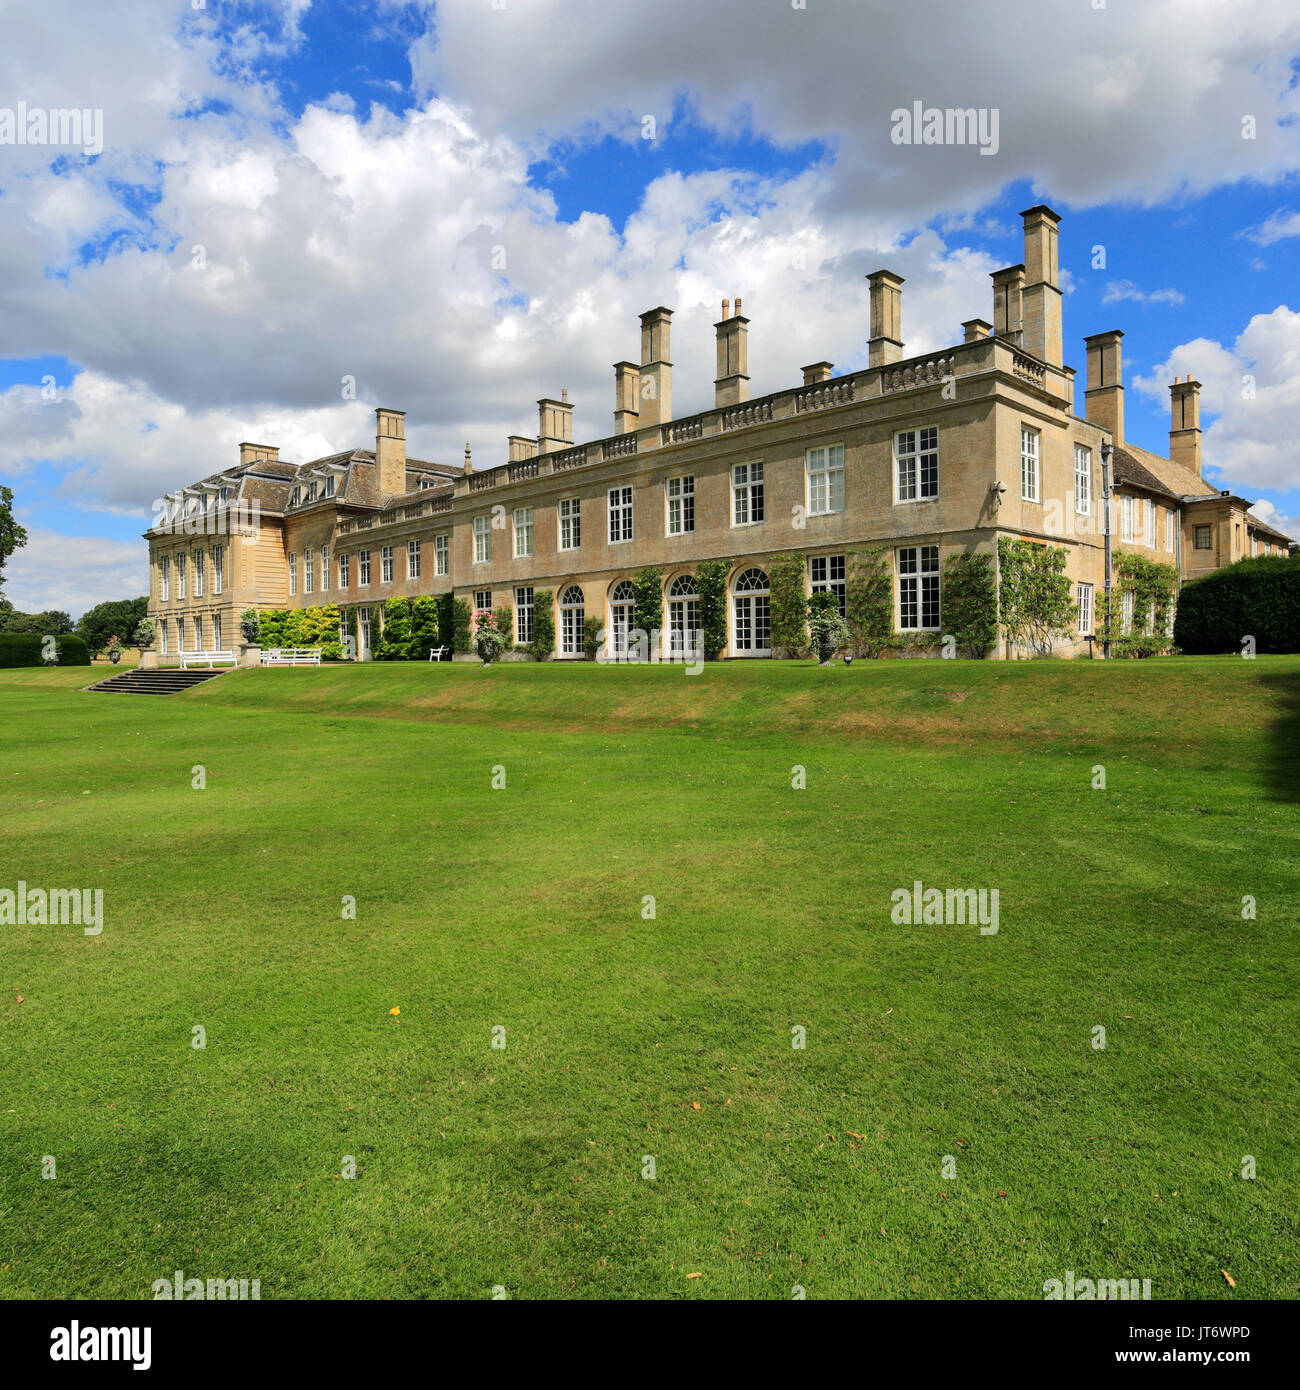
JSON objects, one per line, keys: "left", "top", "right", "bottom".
{"left": 714, "top": 295, "right": 750, "bottom": 407}
{"left": 374, "top": 408, "right": 406, "bottom": 494}
{"left": 1083, "top": 330, "right": 1124, "bottom": 445}
{"left": 867, "top": 271, "right": 904, "bottom": 367}
{"left": 801, "top": 362, "right": 834, "bottom": 386}
{"left": 612, "top": 362, "right": 640, "bottom": 436}
{"left": 991, "top": 265, "right": 1025, "bottom": 343}
{"left": 239, "top": 442, "right": 279, "bottom": 466}
{"left": 638, "top": 307, "right": 673, "bottom": 427}
{"left": 537, "top": 389, "right": 574, "bottom": 454}
{"left": 1169, "top": 376, "right": 1202, "bottom": 476}
{"left": 507, "top": 434, "right": 538, "bottom": 463}
{"left": 1020, "top": 205, "right": 1063, "bottom": 366}
{"left": 962, "top": 318, "right": 992, "bottom": 344}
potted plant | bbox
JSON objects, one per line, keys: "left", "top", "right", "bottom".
{"left": 132, "top": 618, "right": 155, "bottom": 652}
{"left": 239, "top": 609, "right": 261, "bottom": 644}
{"left": 473, "top": 609, "right": 505, "bottom": 665}
{"left": 105, "top": 634, "right": 124, "bottom": 665}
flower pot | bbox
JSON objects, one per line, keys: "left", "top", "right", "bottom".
{"left": 108, "top": 651, "right": 121, "bottom": 664}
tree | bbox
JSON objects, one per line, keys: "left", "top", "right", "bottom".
{"left": 767, "top": 554, "right": 808, "bottom": 658}
{"left": 845, "top": 548, "right": 894, "bottom": 657}
{"left": 996, "top": 539, "right": 1074, "bottom": 657}
{"left": 0, "top": 486, "right": 28, "bottom": 593}
{"left": 941, "top": 553, "right": 999, "bottom": 658}
{"left": 632, "top": 567, "right": 663, "bottom": 639}
{"left": 0, "top": 607, "right": 74, "bottom": 635}
{"left": 695, "top": 560, "right": 729, "bottom": 659}
{"left": 77, "top": 597, "right": 149, "bottom": 657}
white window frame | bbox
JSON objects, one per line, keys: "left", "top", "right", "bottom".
{"left": 434, "top": 535, "right": 449, "bottom": 576}
{"left": 1121, "top": 589, "right": 1135, "bottom": 635}
{"left": 287, "top": 552, "right": 296, "bottom": 597}
{"left": 193, "top": 549, "right": 204, "bottom": 598}
{"left": 515, "top": 586, "right": 534, "bottom": 646}
{"left": 1144, "top": 498, "right": 1156, "bottom": 548}
{"left": 1077, "top": 581, "right": 1093, "bottom": 635}
{"left": 608, "top": 487, "right": 633, "bottom": 544}
{"left": 339, "top": 553, "right": 350, "bottom": 588}
{"left": 381, "top": 545, "right": 393, "bottom": 584}
{"left": 320, "top": 546, "right": 329, "bottom": 592}
{"left": 895, "top": 428, "right": 938, "bottom": 503}
{"left": 514, "top": 506, "right": 534, "bottom": 558}
{"left": 810, "top": 554, "right": 847, "bottom": 617}
{"left": 473, "top": 515, "right": 491, "bottom": 564}
{"left": 897, "top": 544, "right": 940, "bottom": 631}
{"left": 1020, "top": 426, "right": 1040, "bottom": 503}
{"left": 359, "top": 549, "right": 371, "bottom": 587}
{"left": 160, "top": 556, "right": 170, "bottom": 602}
{"left": 666, "top": 475, "right": 695, "bottom": 535}
{"left": 474, "top": 589, "right": 492, "bottom": 614}
{"left": 807, "top": 443, "right": 846, "bottom": 515}
{"left": 407, "top": 539, "right": 421, "bottom": 579}
{"left": 1074, "top": 445, "right": 1092, "bottom": 516}
{"left": 559, "top": 497, "right": 581, "bottom": 551}
{"left": 1119, "top": 496, "right": 1135, "bottom": 542}
{"left": 559, "top": 585, "right": 585, "bottom": 658}
{"left": 304, "top": 548, "right": 314, "bottom": 594}
{"left": 732, "top": 462, "right": 764, "bottom": 527}
{"left": 176, "top": 553, "right": 186, "bottom": 600}
{"left": 1166, "top": 510, "right": 1175, "bottom": 552}
{"left": 212, "top": 546, "right": 223, "bottom": 596}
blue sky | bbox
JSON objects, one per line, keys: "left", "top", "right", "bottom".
{"left": 2, "top": 0, "right": 1299, "bottom": 616}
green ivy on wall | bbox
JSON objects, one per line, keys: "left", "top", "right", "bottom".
{"left": 767, "top": 554, "right": 808, "bottom": 658}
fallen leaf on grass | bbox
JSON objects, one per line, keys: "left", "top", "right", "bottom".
{"left": 691, "top": 1101, "right": 701, "bottom": 1110}
{"left": 389, "top": 1007, "right": 401, "bottom": 1016}
{"left": 1221, "top": 1270, "right": 1236, "bottom": 1288}
{"left": 685, "top": 1272, "right": 702, "bottom": 1279}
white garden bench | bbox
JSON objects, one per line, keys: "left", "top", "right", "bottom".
{"left": 260, "top": 647, "right": 322, "bottom": 667}
{"left": 427, "top": 646, "right": 451, "bottom": 662}
{"left": 180, "top": 650, "right": 237, "bottom": 669}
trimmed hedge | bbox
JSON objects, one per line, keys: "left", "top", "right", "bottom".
{"left": 0, "top": 632, "right": 91, "bottom": 666}
{"left": 1173, "top": 554, "right": 1300, "bottom": 654}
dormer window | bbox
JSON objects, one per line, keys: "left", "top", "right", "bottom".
{"left": 324, "top": 476, "right": 335, "bottom": 498}
{"left": 308, "top": 481, "right": 318, "bottom": 503}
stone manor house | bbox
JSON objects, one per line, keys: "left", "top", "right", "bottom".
{"left": 144, "top": 205, "right": 1292, "bottom": 661}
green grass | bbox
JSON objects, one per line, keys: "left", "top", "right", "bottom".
{"left": 1, "top": 656, "right": 1297, "bottom": 1300}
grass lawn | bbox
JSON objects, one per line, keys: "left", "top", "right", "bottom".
{"left": 1, "top": 655, "right": 1297, "bottom": 1300}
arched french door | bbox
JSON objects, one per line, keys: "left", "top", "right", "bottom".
{"left": 609, "top": 580, "right": 635, "bottom": 659}
{"left": 731, "top": 567, "right": 770, "bottom": 656}
{"left": 559, "top": 585, "right": 585, "bottom": 658}
{"left": 668, "top": 574, "right": 699, "bottom": 658}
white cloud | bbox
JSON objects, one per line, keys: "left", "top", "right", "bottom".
{"left": 1247, "top": 498, "right": 1299, "bottom": 542}
{"left": 1242, "top": 208, "right": 1300, "bottom": 246}
{"left": 1102, "top": 279, "right": 1186, "bottom": 307}
{"left": 1134, "top": 306, "right": 1300, "bottom": 494}
{"left": 3, "top": 528, "right": 148, "bottom": 619}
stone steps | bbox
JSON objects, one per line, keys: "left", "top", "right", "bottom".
{"left": 87, "top": 668, "right": 231, "bottom": 695}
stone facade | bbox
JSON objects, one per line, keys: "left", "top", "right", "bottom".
{"left": 144, "top": 205, "right": 1293, "bottom": 662}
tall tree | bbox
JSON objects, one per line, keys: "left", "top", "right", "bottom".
{"left": 77, "top": 597, "right": 149, "bottom": 656}
{"left": 0, "top": 486, "right": 29, "bottom": 593}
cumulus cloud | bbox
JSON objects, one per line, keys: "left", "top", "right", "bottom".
{"left": 3, "top": 528, "right": 148, "bottom": 618}
{"left": 1133, "top": 306, "right": 1300, "bottom": 494}
{"left": 3, "top": 0, "right": 1300, "bottom": 613}
{"left": 1241, "top": 208, "right": 1300, "bottom": 246}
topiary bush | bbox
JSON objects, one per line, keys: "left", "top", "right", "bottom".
{"left": 1173, "top": 554, "right": 1300, "bottom": 654}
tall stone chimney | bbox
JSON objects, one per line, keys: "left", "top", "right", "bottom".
{"left": 538, "top": 388, "right": 574, "bottom": 454}
{"left": 374, "top": 408, "right": 406, "bottom": 494}
{"left": 867, "top": 271, "right": 904, "bottom": 367}
{"left": 1169, "top": 376, "right": 1202, "bottom": 476}
{"left": 239, "top": 442, "right": 279, "bottom": 466}
{"left": 638, "top": 308, "right": 673, "bottom": 427}
{"left": 613, "top": 361, "right": 640, "bottom": 435}
{"left": 991, "top": 265, "right": 1025, "bottom": 343}
{"left": 1083, "top": 330, "right": 1124, "bottom": 445}
{"left": 1020, "top": 204, "right": 1063, "bottom": 365}
{"left": 962, "top": 319, "right": 992, "bottom": 344}
{"left": 714, "top": 296, "right": 750, "bottom": 407}
{"left": 507, "top": 435, "right": 538, "bottom": 463}
{"left": 801, "top": 362, "right": 834, "bottom": 386}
